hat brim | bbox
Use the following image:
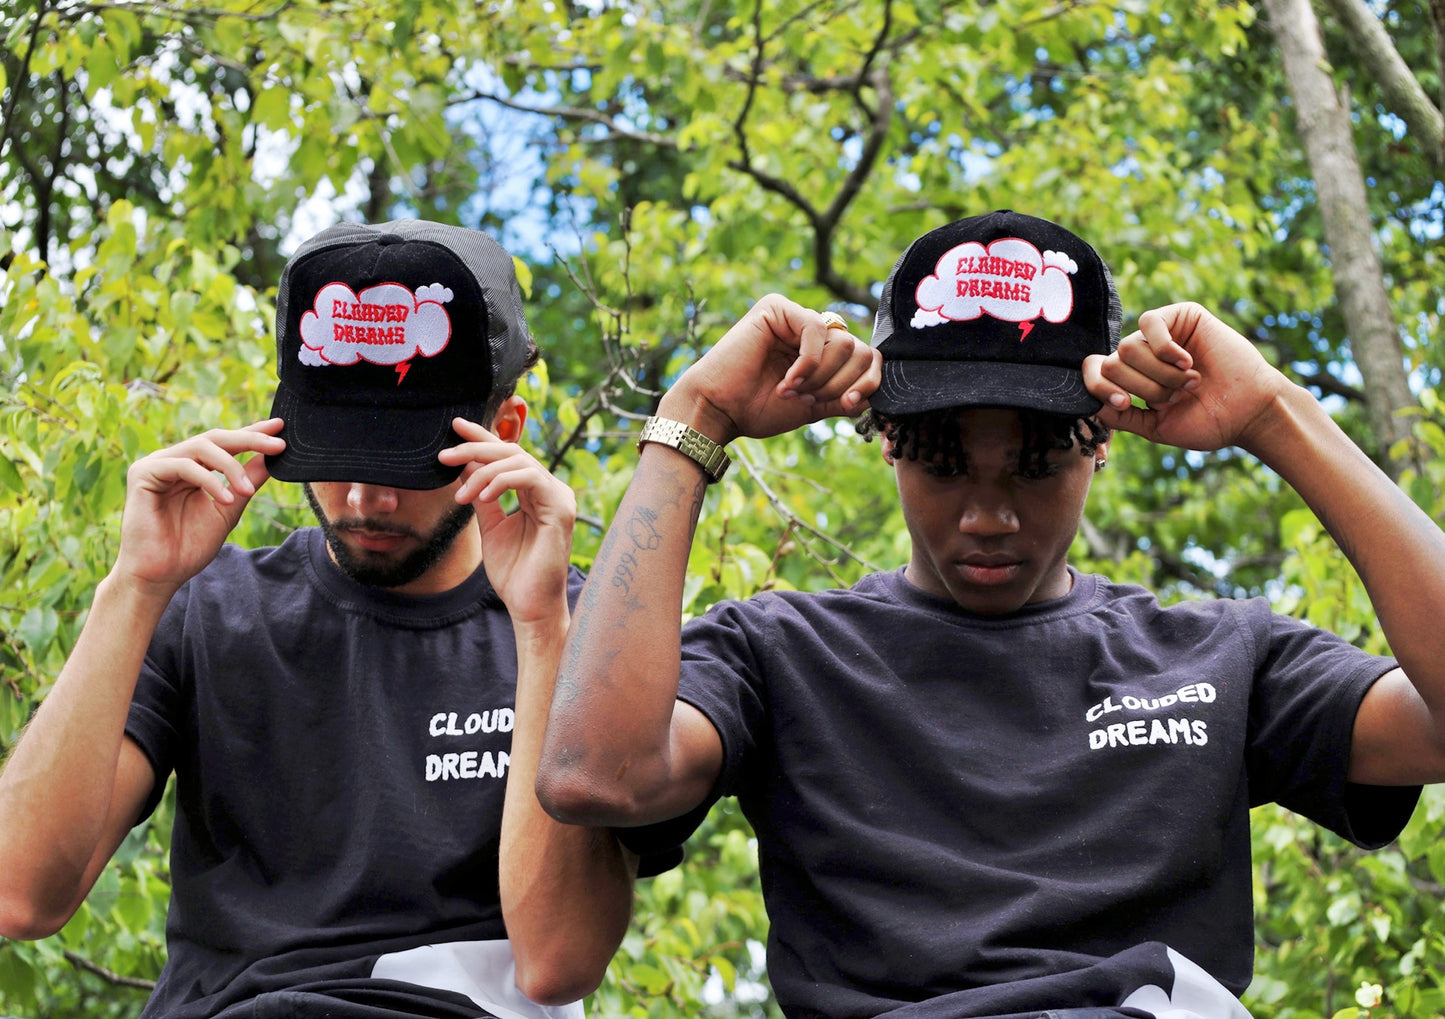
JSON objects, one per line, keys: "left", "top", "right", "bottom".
{"left": 265, "top": 383, "right": 483, "bottom": 489}
{"left": 871, "top": 359, "right": 1103, "bottom": 418}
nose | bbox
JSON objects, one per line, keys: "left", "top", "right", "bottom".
{"left": 957, "top": 486, "right": 1019, "bottom": 536}
{"left": 346, "top": 484, "right": 400, "bottom": 517}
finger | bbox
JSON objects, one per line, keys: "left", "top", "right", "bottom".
{"left": 842, "top": 347, "right": 884, "bottom": 413}
{"left": 787, "top": 329, "right": 860, "bottom": 394}
{"left": 1096, "top": 363, "right": 1201, "bottom": 411}
{"left": 768, "top": 299, "right": 841, "bottom": 397}
{"left": 1093, "top": 401, "right": 1158, "bottom": 439}
{"left": 139, "top": 438, "right": 244, "bottom": 497}
{"left": 796, "top": 340, "right": 882, "bottom": 413}
{"left": 195, "top": 419, "right": 288, "bottom": 457}
{"left": 244, "top": 417, "right": 288, "bottom": 437}
{"left": 439, "top": 417, "right": 526, "bottom": 470}
{"left": 1115, "top": 329, "right": 1195, "bottom": 381}
{"left": 239, "top": 449, "right": 274, "bottom": 497}
{"left": 449, "top": 417, "right": 498, "bottom": 444}
{"left": 778, "top": 336, "right": 826, "bottom": 399}
{"left": 1084, "top": 353, "right": 1133, "bottom": 412}
{"left": 470, "top": 468, "right": 576, "bottom": 530}
{"left": 438, "top": 440, "right": 523, "bottom": 471}
{"left": 134, "top": 454, "right": 246, "bottom": 506}
{"left": 1101, "top": 344, "right": 1198, "bottom": 409}
{"left": 456, "top": 454, "right": 562, "bottom": 509}
{"left": 440, "top": 422, "right": 522, "bottom": 467}
{"left": 1134, "top": 308, "right": 1196, "bottom": 368}
{"left": 460, "top": 463, "right": 511, "bottom": 533}
{"left": 146, "top": 422, "right": 285, "bottom": 496}
{"left": 229, "top": 420, "right": 286, "bottom": 496}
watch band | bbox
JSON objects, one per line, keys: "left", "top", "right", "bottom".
{"left": 636, "top": 416, "right": 731, "bottom": 483}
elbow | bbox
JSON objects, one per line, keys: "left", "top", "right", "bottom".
{"left": 513, "top": 953, "right": 609, "bottom": 1008}
{"left": 0, "top": 890, "right": 70, "bottom": 941}
{"left": 535, "top": 761, "right": 648, "bottom": 828}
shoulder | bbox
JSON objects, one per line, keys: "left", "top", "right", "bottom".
{"left": 1085, "top": 575, "right": 1336, "bottom": 667}
{"left": 169, "top": 530, "right": 311, "bottom": 609}
{"left": 202, "top": 529, "right": 307, "bottom": 570}
{"left": 1089, "top": 575, "right": 1267, "bottom": 625}
{"left": 683, "top": 571, "right": 911, "bottom": 648}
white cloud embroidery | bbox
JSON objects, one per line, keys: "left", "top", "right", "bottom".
{"left": 298, "top": 282, "right": 453, "bottom": 367}
{"left": 911, "top": 237, "right": 1077, "bottom": 331}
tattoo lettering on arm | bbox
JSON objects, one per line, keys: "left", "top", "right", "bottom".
{"left": 626, "top": 506, "right": 662, "bottom": 550}
{"left": 558, "top": 462, "right": 709, "bottom": 698}
{"left": 611, "top": 506, "right": 661, "bottom": 597}
{"left": 687, "top": 475, "right": 708, "bottom": 529}
{"left": 554, "top": 673, "right": 583, "bottom": 706}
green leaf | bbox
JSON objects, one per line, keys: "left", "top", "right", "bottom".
{"left": 83, "top": 37, "right": 120, "bottom": 93}
{"left": 0, "top": 454, "right": 23, "bottom": 493}
{"left": 18, "top": 607, "right": 59, "bottom": 653}
{"left": 253, "top": 87, "right": 291, "bottom": 130}
{"left": 627, "top": 961, "right": 672, "bottom": 994}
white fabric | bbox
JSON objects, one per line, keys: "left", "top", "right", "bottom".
{"left": 1120, "top": 947, "right": 1254, "bottom": 1019}
{"left": 372, "top": 939, "right": 585, "bottom": 1019}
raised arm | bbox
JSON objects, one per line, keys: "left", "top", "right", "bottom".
{"left": 1085, "top": 302, "right": 1445, "bottom": 785}
{"left": 0, "top": 420, "right": 285, "bottom": 939}
{"left": 537, "top": 295, "right": 881, "bottom": 829}
{"left": 442, "top": 409, "right": 634, "bottom": 1005}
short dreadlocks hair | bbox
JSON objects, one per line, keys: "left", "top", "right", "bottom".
{"left": 860, "top": 406, "right": 1111, "bottom": 479}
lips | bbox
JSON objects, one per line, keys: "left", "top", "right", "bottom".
{"left": 343, "top": 527, "right": 410, "bottom": 553}
{"left": 956, "top": 554, "right": 1022, "bottom": 586}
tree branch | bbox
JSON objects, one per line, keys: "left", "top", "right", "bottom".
{"left": 57, "top": 0, "right": 293, "bottom": 26}
{"left": 1319, "top": 0, "right": 1445, "bottom": 172}
{"left": 814, "top": 65, "right": 893, "bottom": 311}
{"left": 63, "top": 950, "right": 157, "bottom": 991}
{"left": 723, "top": 1, "right": 898, "bottom": 309}
{"left": 734, "top": 446, "right": 885, "bottom": 584}
{"left": 0, "top": 0, "right": 49, "bottom": 164}
{"left": 1433, "top": 0, "right": 1445, "bottom": 143}
{"left": 460, "top": 91, "right": 677, "bottom": 148}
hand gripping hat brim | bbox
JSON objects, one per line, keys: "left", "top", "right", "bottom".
{"left": 869, "top": 210, "right": 1122, "bottom": 418}
{"left": 266, "top": 219, "right": 531, "bottom": 489}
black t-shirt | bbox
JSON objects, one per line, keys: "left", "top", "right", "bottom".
{"left": 126, "top": 528, "right": 626, "bottom": 1019}
{"left": 655, "top": 567, "right": 1417, "bottom": 1019}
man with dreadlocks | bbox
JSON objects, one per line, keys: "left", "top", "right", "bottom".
{"left": 537, "top": 211, "right": 1445, "bottom": 1019}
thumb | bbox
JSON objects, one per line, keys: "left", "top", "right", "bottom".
{"left": 213, "top": 463, "right": 269, "bottom": 530}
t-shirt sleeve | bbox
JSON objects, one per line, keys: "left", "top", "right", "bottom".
{"left": 613, "top": 798, "right": 714, "bottom": 877}
{"left": 614, "top": 598, "right": 772, "bottom": 872}
{"left": 676, "top": 598, "right": 772, "bottom": 800}
{"left": 124, "top": 587, "right": 190, "bottom": 822}
{"left": 1247, "top": 606, "right": 1417, "bottom": 849}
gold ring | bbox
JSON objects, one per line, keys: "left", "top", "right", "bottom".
{"left": 819, "top": 311, "right": 849, "bottom": 331}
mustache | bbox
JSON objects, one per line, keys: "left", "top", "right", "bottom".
{"left": 331, "top": 518, "right": 422, "bottom": 541}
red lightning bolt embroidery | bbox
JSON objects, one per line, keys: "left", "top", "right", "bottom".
{"left": 395, "top": 361, "right": 412, "bottom": 385}
{"left": 1018, "top": 321, "right": 1034, "bottom": 342}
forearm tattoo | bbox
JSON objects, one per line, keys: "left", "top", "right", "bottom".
{"left": 557, "top": 463, "right": 708, "bottom": 700}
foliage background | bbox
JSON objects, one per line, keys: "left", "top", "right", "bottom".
{"left": 1, "top": 0, "right": 1442, "bottom": 1015}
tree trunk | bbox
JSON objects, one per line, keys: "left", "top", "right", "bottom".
{"left": 1262, "top": 0, "right": 1417, "bottom": 476}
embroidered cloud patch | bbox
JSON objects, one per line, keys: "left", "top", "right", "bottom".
{"left": 298, "top": 282, "right": 454, "bottom": 368}
{"left": 911, "top": 238, "right": 1078, "bottom": 337}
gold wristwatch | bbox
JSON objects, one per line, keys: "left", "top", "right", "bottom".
{"left": 636, "top": 416, "right": 731, "bottom": 483}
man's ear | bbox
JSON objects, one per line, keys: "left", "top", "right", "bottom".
{"left": 491, "top": 395, "right": 528, "bottom": 443}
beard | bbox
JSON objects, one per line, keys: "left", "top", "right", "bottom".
{"left": 304, "top": 483, "right": 476, "bottom": 589}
